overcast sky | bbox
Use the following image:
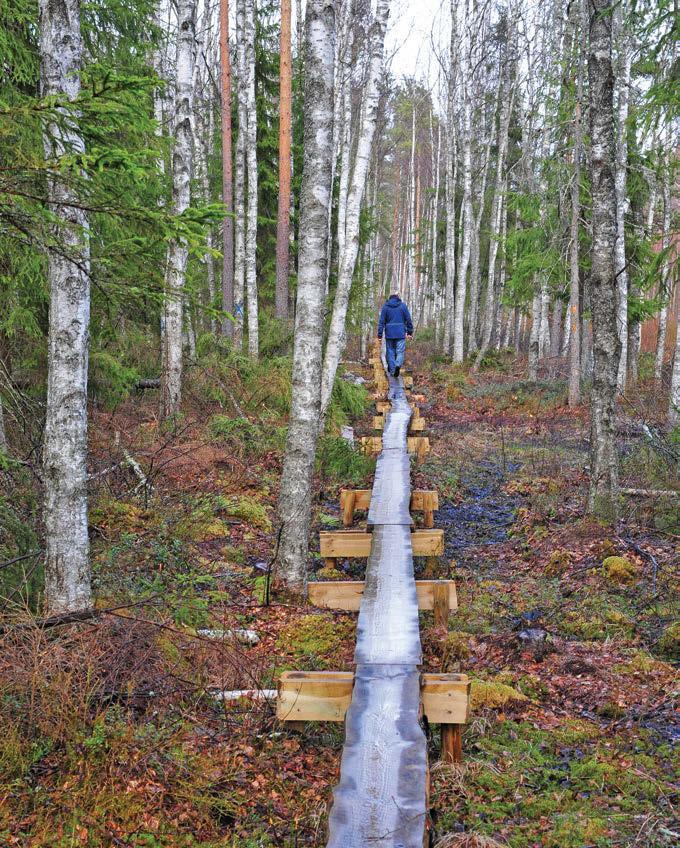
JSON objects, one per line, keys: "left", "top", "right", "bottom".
{"left": 384, "top": 0, "right": 449, "bottom": 93}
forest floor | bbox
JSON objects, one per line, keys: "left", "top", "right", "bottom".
{"left": 1, "top": 345, "right": 678, "bottom": 848}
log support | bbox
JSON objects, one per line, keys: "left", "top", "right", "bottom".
{"left": 308, "top": 578, "right": 457, "bottom": 612}
{"left": 339, "top": 488, "right": 438, "bottom": 527}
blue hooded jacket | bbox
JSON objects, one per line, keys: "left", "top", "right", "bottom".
{"left": 377, "top": 295, "right": 413, "bottom": 340}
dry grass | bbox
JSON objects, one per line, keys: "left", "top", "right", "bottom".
{"left": 435, "top": 833, "right": 507, "bottom": 848}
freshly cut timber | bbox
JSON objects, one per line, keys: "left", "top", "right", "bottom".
{"left": 307, "top": 579, "right": 457, "bottom": 613}
{"left": 339, "top": 488, "right": 438, "bottom": 527}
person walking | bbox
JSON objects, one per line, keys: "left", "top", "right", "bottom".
{"left": 377, "top": 292, "right": 413, "bottom": 377}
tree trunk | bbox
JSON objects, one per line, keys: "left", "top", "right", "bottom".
{"left": 614, "top": 0, "right": 631, "bottom": 390}
{"left": 244, "top": 0, "right": 258, "bottom": 357}
{"left": 443, "top": 84, "right": 456, "bottom": 354}
{"left": 320, "top": 0, "right": 390, "bottom": 414}
{"left": 454, "top": 66, "right": 472, "bottom": 363}
{"left": 39, "top": 0, "right": 92, "bottom": 613}
{"left": 568, "top": 1, "right": 584, "bottom": 406}
{"left": 160, "top": 0, "right": 196, "bottom": 419}
{"left": 587, "top": 0, "right": 620, "bottom": 520}
{"left": 275, "top": 0, "right": 292, "bottom": 320}
{"left": 654, "top": 137, "right": 672, "bottom": 384}
{"left": 528, "top": 292, "right": 540, "bottom": 380}
{"left": 277, "top": 0, "right": 335, "bottom": 591}
{"left": 220, "top": 0, "right": 235, "bottom": 337}
{"left": 669, "top": 326, "right": 680, "bottom": 426}
{"left": 233, "top": 0, "right": 247, "bottom": 347}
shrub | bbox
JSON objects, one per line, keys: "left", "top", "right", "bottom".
{"left": 317, "top": 435, "right": 375, "bottom": 485}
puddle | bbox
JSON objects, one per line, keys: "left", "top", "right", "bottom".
{"left": 435, "top": 458, "right": 519, "bottom": 565}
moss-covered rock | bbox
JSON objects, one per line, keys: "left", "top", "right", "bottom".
{"left": 602, "top": 555, "right": 638, "bottom": 584}
{"left": 315, "top": 565, "right": 346, "bottom": 581}
{"left": 470, "top": 677, "right": 528, "bottom": 710}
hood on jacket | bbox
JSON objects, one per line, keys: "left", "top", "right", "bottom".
{"left": 387, "top": 294, "right": 402, "bottom": 304}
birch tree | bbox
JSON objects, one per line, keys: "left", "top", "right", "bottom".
{"left": 568, "top": 0, "right": 586, "bottom": 406}
{"left": 275, "top": 0, "right": 293, "bottom": 320}
{"left": 233, "top": 0, "right": 247, "bottom": 347}
{"left": 319, "top": 0, "right": 390, "bottom": 415}
{"left": 244, "top": 0, "right": 259, "bottom": 357}
{"left": 277, "top": 0, "right": 335, "bottom": 591}
{"left": 654, "top": 136, "right": 673, "bottom": 385}
{"left": 39, "top": 0, "right": 92, "bottom": 612}
{"left": 613, "top": 0, "right": 631, "bottom": 390}
{"left": 452, "top": 0, "right": 473, "bottom": 363}
{"left": 220, "top": 0, "right": 235, "bottom": 336}
{"left": 587, "top": 0, "right": 620, "bottom": 519}
{"left": 160, "top": 0, "right": 197, "bottom": 419}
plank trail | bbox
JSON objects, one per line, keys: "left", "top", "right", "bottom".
{"left": 325, "top": 373, "right": 428, "bottom": 847}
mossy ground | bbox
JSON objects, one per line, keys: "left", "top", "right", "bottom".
{"left": 1, "top": 347, "right": 677, "bottom": 846}
{"left": 415, "top": 348, "right": 679, "bottom": 847}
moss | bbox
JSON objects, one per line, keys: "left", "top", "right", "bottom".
{"left": 602, "top": 555, "right": 638, "bottom": 584}
{"left": 657, "top": 622, "right": 680, "bottom": 661}
{"left": 275, "top": 614, "right": 355, "bottom": 669}
{"left": 315, "top": 565, "right": 345, "bottom": 581}
{"left": 470, "top": 677, "right": 527, "bottom": 710}
{"left": 546, "top": 548, "right": 572, "bottom": 575}
{"left": 442, "top": 631, "right": 473, "bottom": 670}
{"left": 214, "top": 494, "right": 272, "bottom": 531}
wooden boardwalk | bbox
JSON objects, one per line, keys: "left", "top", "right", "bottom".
{"left": 277, "top": 343, "right": 471, "bottom": 846}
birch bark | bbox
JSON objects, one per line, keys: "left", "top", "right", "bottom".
{"left": 320, "top": 0, "right": 390, "bottom": 414}
{"left": 587, "top": 0, "right": 620, "bottom": 519}
{"left": 453, "top": 19, "right": 473, "bottom": 364}
{"left": 443, "top": 67, "right": 456, "bottom": 354}
{"left": 160, "top": 0, "right": 196, "bottom": 419}
{"left": 568, "top": 0, "right": 585, "bottom": 406}
{"left": 233, "top": 0, "right": 246, "bottom": 347}
{"left": 39, "top": 0, "right": 92, "bottom": 613}
{"left": 219, "top": 0, "right": 235, "bottom": 336}
{"left": 614, "top": 0, "right": 631, "bottom": 390}
{"left": 669, "top": 327, "right": 680, "bottom": 426}
{"left": 654, "top": 137, "right": 672, "bottom": 384}
{"left": 244, "top": 0, "right": 258, "bottom": 357}
{"left": 277, "top": 0, "right": 335, "bottom": 591}
{"left": 275, "top": 0, "right": 292, "bottom": 320}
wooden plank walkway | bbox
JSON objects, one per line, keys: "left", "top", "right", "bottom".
{"left": 325, "top": 373, "right": 428, "bottom": 846}
{"left": 276, "top": 341, "right": 471, "bottom": 846}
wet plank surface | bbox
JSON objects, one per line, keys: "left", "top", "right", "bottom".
{"left": 326, "top": 374, "right": 428, "bottom": 847}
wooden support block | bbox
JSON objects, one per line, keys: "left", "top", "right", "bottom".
{"left": 375, "top": 400, "right": 390, "bottom": 413}
{"left": 277, "top": 671, "right": 470, "bottom": 724}
{"left": 359, "top": 435, "right": 382, "bottom": 455}
{"left": 441, "top": 724, "right": 463, "bottom": 763}
{"left": 374, "top": 414, "right": 425, "bottom": 433}
{"left": 338, "top": 489, "right": 438, "bottom": 527}
{"left": 340, "top": 490, "right": 356, "bottom": 527}
{"left": 308, "top": 579, "right": 457, "bottom": 612}
{"left": 433, "top": 581, "right": 450, "bottom": 628}
{"left": 407, "top": 436, "right": 430, "bottom": 463}
{"left": 319, "top": 529, "right": 443, "bottom": 559}
{"left": 277, "top": 671, "right": 353, "bottom": 722}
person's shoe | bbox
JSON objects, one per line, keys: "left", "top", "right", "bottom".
{"left": 394, "top": 366, "right": 400, "bottom": 378}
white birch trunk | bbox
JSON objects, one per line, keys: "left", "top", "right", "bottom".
{"left": 614, "top": 0, "right": 631, "bottom": 390}
{"left": 233, "top": 0, "right": 247, "bottom": 347}
{"left": 160, "top": 0, "right": 196, "bottom": 419}
{"left": 654, "top": 136, "right": 673, "bottom": 384}
{"left": 587, "top": 0, "right": 620, "bottom": 518}
{"left": 244, "top": 0, "right": 258, "bottom": 357}
{"left": 454, "top": 70, "right": 472, "bottom": 363}
{"left": 39, "top": 0, "right": 92, "bottom": 613}
{"left": 430, "top": 119, "right": 442, "bottom": 329}
{"left": 670, "top": 328, "right": 680, "bottom": 426}
{"left": 443, "top": 83, "right": 456, "bottom": 354}
{"left": 0, "top": 394, "right": 5, "bottom": 452}
{"left": 320, "top": 0, "right": 390, "bottom": 414}
{"left": 277, "top": 0, "right": 335, "bottom": 590}
{"left": 528, "top": 292, "right": 540, "bottom": 380}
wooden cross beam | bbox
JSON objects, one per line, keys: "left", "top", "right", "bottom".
{"left": 319, "top": 529, "right": 443, "bottom": 558}
{"left": 308, "top": 579, "right": 456, "bottom": 624}
{"left": 319, "top": 528, "right": 444, "bottom": 573}
{"left": 359, "top": 435, "right": 430, "bottom": 463}
{"left": 339, "top": 488, "right": 438, "bottom": 527}
{"left": 373, "top": 414, "right": 425, "bottom": 433}
{"left": 277, "top": 670, "right": 470, "bottom": 733}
